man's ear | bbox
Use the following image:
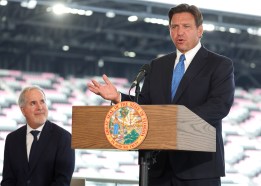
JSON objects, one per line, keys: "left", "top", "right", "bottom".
{"left": 20, "top": 107, "right": 25, "bottom": 116}
{"left": 198, "top": 25, "right": 204, "bottom": 38}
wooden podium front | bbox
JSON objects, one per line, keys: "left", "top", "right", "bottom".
{"left": 72, "top": 105, "right": 215, "bottom": 152}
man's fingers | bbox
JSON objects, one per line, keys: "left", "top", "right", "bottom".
{"left": 87, "top": 83, "right": 95, "bottom": 90}
{"left": 87, "top": 81, "right": 100, "bottom": 94}
{"left": 91, "top": 79, "right": 101, "bottom": 88}
{"left": 88, "top": 86, "right": 100, "bottom": 95}
{"left": 102, "top": 74, "right": 112, "bottom": 86}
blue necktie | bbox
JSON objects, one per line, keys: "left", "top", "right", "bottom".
{"left": 29, "top": 130, "right": 40, "bottom": 165}
{"left": 171, "top": 54, "right": 185, "bottom": 100}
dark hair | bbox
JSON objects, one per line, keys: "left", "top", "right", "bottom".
{"left": 168, "top": 4, "right": 203, "bottom": 27}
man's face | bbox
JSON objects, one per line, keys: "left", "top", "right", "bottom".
{"left": 169, "top": 12, "right": 203, "bottom": 53}
{"left": 20, "top": 89, "right": 48, "bottom": 129}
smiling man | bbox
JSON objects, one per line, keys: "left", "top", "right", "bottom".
{"left": 1, "top": 85, "right": 75, "bottom": 186}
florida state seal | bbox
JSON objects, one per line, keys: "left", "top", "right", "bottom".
{"left": 104, "top": 101, "right": 148, "bottom": 150}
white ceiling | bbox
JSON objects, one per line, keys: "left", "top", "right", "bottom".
{"left": 141, "top": 0, "right": 261, "bottom": 17}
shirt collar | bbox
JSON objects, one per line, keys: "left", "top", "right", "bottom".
{"left": 27, "top": 122, "right": 45, "bottom": 135}
{"left": 176, "top": 42, "right": 202, "bottom": 63}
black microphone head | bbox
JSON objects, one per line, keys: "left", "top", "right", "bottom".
{"left": 130, "top": 64, "right": 150, "bottom": 88}
{"left": 139, "top": 64, "right": 150, "bottom": 75}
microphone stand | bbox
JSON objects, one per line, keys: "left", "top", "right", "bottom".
{"left": 134, "top": 83, "right": 140, "bottom": 103}
{"left": 134, "top": 83, "right": 150, "bottom": 186}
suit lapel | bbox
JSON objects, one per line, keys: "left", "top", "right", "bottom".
{"left": 28, "top": 121, "right": 53, "bottom": 174}
{"left": 163, "top": 52, "right": 177, "bottom": 103}
{"left": 172, "top": 47, "right": 209, "bottom": 103}
{"left": 18, "top": 126, "right": 31, "bottom": 175}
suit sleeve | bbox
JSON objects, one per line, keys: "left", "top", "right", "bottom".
{"left": 1, "top": 135, "right": 16, "bottom": 186}
{"left": 191, "top": 57, "right": 235, "bottom": 126}
{"left": 50, "top": 132, "right": 75, "bottom": 186}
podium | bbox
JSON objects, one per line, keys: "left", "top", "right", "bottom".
{"left": 72, "top": 105, "right": 216, "bottom": 185}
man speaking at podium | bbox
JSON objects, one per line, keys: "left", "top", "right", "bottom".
{"left": 88, "top": 3, "right": 235, "bottom": 186}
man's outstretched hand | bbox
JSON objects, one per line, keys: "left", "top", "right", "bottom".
{"left": 87, "top": 74, "right": 120, "bottom": 104}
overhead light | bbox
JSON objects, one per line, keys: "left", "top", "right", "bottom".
{"left": 229, "top": 27, "right": 241, "bottom": 34}
{"left": 52, "top": 4, "right": 67, "bottom": 15}
{"left": 124, "top": 51, "right": 136, "bottom": 58}
{"left": 128, "top": 16, "right": 138, "bottom": 22}
{"left": 98, "top": 59, "right": 104, "bottom": 67}
{"left": 203, "top": 23, "right": 215, "bottom": 32}
{"left": 21, "top": 0, "right": 37, "bottom": 9}
{"left": 218, "top": 26, "right": 226, "bottom": 32}
{"left": 0, "top": 0, "right": 8, "bottom": 6}
{"left": 247, "top": 28, "right": 255, "bottom": 35}
{"left": 85, "top": 10, "right": 93, "bottom": 16}
{"left": 250, "top": 63, "right": 256, "bottom": 69}
{"left": 62, "top": 45, "right": 69, "bottom": 51}
{"left": 106, "top": 11, "right": 115, "bottom": 18}
{"left": 27, "top": 0, "right": 37, "bottom": 9}
{"left": 69, "top": 8, "right": 78, "bottom": 14}
{"left": 144, "top": 17, "right": 168, "bottom": 26}
{"left": 77, "top": 9, "right": 85, "bottom": 15}
{"left": 258, "top": 28, "right": 261, "bottom": 36}
{"left": 247, "top": 28, "right": 261, "bottom": 36}
{"left": 51, "top": 4, "right": 93, "bottom": 16}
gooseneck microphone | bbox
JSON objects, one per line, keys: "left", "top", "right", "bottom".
{"left": 130, "top": 64, "right": 150, "bottom": 88}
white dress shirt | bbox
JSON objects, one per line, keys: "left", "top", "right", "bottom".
{"left": 175, "top": 42, "right": 202, "bottom": 72}
{"left": 26, "top": 124, "right": 45, "bottom": 160}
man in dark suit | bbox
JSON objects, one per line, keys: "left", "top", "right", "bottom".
{"left": 1, "top": 85, "right": 75, "bottom": 186}
{"left": 88, "top": 4, "right": 235, "bottom": 186}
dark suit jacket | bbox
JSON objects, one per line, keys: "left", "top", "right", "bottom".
{"left": 122, "top": 46, "right": 235, "bottom": 180}
{"left": 1, "top": 120, "right": 75, "bottom": 186}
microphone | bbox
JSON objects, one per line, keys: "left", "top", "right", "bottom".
{"left": 130, "top": 64, "right": 150, "bottom": 88}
